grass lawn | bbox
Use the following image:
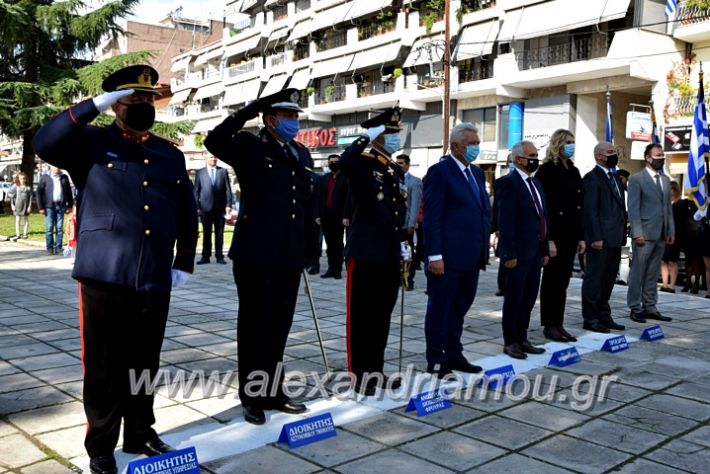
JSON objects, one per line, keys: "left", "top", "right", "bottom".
{"left": 0, "top": 211, "right": 234, "bottom": 249}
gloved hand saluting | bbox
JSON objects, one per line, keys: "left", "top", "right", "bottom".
{"left": 365, "top": 125, "right": 386, "bottom": 142}
{"left": 92, "top": 89, "right": 135, "bottom": 112}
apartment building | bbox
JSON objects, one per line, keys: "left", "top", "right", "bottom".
{"left": 169, "top": 0, "right": 694, "bottom": 183}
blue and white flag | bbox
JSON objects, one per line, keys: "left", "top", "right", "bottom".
{"left": 605, "top": 92, "right": 614, "bottom": 144}
{"left": 651, "top": 103, "right": 661, "bottom": 145}
{"left": 665, "top": 0, "right": 678, "bottom": 17}
{"left": 685, "top": 72, "right": 708, "bottom": 220}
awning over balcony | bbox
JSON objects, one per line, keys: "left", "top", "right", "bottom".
{"left": 268, "top": 26, "right": 289, "bottom": 44}
{"left": 168, "top": 88, "right": 193, "bottom": 105}
{"left": 194, "top": 46, "right": 224, "bottom": 65}
{"left": 193, "top": 117, "right": 226, "bottom": 134}
{"left": 224, "top": 34, "right": 262, "bottom": 58}
{"left": 288, "top": 19, "right": 313, "bottom": 42}
{"left": 260, "top": 74, "right": 289, "bottom": 97}
{"left": 240, "top": 0, "right": 258, "bottom": 13}
{"left": 288, "top": 68, "right": 311, "bottom": 90}
{"left": 456, "top": 20, "right": 500, "bottom": 61}
{"left": 352, "top": 42, "right": 402, "bottom": 70}
{"left": 170, "top": 56, "right": 192, "bottom": 73}
{"left": 311, "top": 2, "right": 356, "bottom": 32}
{"left": 311, "top": 54, "right": 356, "bottom": 78}
{"left": 343, "top": 0, "right": 393, "bottom": 22}
{"left": 264, "top": 0, "right": 279, "bottom": 7}
{"left": 498, "top": 0, "right": 632, "bottom": 42}
{"left": 223, "top": 79, "right": 262, "bottom": 106}
{"left": 193, "top": 83, "right": 225, "bottom": 101}
{"left": 404, "top": 35, "right": 445, "bottom": 67}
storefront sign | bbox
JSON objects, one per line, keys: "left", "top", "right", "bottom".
{"left": 626, "top": 111, "right": 652, "bottom": 141}
{"left": 296, "top": 127, "right": 337, "bottom": 148}
{"left": 663, "top": 126, "right": 692, "bottom": 153}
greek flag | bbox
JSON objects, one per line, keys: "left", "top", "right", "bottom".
{"left": 651, "top": 104, "right": 661, "bottom": 144}
{"left": 685, "top": 74, "right": 708, "bottom": 220}
{"left": 665, "top": 0, "right": 678, "bottom": 16}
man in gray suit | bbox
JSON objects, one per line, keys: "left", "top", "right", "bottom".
{"left": 396, "top": 154, "right": 422, "bottom": 290}
{"left": 627, "top": 143, "right": 674, "bottom": 323}
{"left": 581, "top": 142, "right": 627, "bottom": 333}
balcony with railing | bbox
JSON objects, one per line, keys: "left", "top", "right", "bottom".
{"left": 295, "top": 0, "right": 310, "bottom": 13}
{"left": 294, "top": 43, "right": 309, "bottom": 61}
{"left": 272, "top": 4, "right": 288, "bottom": 22}
{"left": 267, "top": 51, "right": 291, "bottom": 68}
{"left": 673, "top": 1, "right": 710, "bottom": 42}
{"left": 458, "top": 57, "right": 494, "bottom": 83}
{"left": 229, "top": 16, "right": 256, "bottom": 36}
{"left": 515, "top": 35, "right": 608, "bottom": 70}
{"left": 317, "top": 84, "right": 347, "bottom": 104}
{"left": 357, "top": 20, "right": 397, "bottom": 41}
{"left": 315, "top": 30, "right": 348, "bottom": 52}
{"left": 225, "top": 58, "right": 262, "bottom": 79}
{"left": 357, "top": 79, "right": 396, "bottom": 98}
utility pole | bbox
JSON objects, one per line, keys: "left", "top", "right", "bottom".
{"left": 443, "top": 0, "right": 451, "bottom": 155}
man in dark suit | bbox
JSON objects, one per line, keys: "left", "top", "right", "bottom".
{"left": 33, "top": 65, "right": 198, "bottom": 474}
{"left": 36, "top": 166, "right": 73, "bottom": 254}
{"left": 423, "top": 123, "right": 489, "bottom": 375}
{"left": 317, "top": 154, "right": 349, "bottom": 278}
{"left": 396, "top": 154, "right": 422, "bottom": 290}
{"left": 205, "top": 89, "right": 312, "bottom": 425}
{"left": 626, "top": 143, "right": 674, "bottom": 323}
{"left": 581, "top": 142, "right": 627, "bottom": 333}
{"left": 194, "top": 154, "right": 234, "bottom": 264}
{"left": 340, "top": 108, "right": 407, "bottom": 395}
{"left": 497, "top": 140, "right": 548, "bottom": 359}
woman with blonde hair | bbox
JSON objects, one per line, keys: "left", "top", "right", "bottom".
{"left": 8, "top": 172, "right": 32, "bottom": 241}
{"left": 535, "top": 129, "right": 585, "bottom": 341}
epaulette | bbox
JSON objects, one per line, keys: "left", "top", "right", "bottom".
{"left": 362, "top": 152, "right": 376, "bottom": 159}
{"left": 376, "top": 155, "right": 390, "bottom": 167}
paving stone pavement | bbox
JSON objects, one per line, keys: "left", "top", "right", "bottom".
{"left": 1, "top": 241, "right": 709, "bottom": 473}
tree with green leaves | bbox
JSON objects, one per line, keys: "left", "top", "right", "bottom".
{"left": 0, "top": 0, "right": 191, "bottom": 184}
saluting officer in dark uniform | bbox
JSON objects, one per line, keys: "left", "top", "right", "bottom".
{"left": 204, "top": 89, "right": 313, "bottom": 425}
{"left": 32, "top": 65, "right": 198, "bottom": 474}
{"left": 340, "top": 108, "right": 407, "bottom": 395}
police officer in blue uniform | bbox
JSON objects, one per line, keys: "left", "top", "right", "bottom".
{"left": 340, "top": 108, "right": 407, "bottom": 395}
{"left": 32, "top": 65, "right": 198, "bottom": 474}
{"left": 204, "top": 88, "right": 314, "bottom": 425}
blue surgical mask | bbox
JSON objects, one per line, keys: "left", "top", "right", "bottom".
{"left": 507, "top": 162, "right": 515, "bottom": 170}
{"left": 275, "top": 118, "right": 299, "bottom": 142}
{"left": 383, "top": 134, "right": 401, "bottom": 154}
{"left": 464, "top": 145, "right": 480, "bottom": 163}
{"left": 562, "top": 143, "right": 575, "bottom": 158}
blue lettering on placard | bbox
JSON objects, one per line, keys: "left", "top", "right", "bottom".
{"left": 127, "top": 446, "right": 199, "bottom": 474}
{"left": 640, "top": 325, "right": 664, "bottom": 341}
{"left": 477, "top": 364, "right": 515, "bottom": 389}
{"left": 277, "top": 412, "right": 336, "bottom": 448}
{"left": 405, "top": 387, "right": 452, "bottom": 416}
{"left": 601, "top": 335, "right": 629, "bottom": 353}
{"left": 548, "top": 347, "right": 581, "bottom": 367}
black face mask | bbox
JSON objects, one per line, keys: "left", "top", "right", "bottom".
{"left": 605, "top": 154, "right": 619, "bottom": 169}
{"left": 650, "top": 158, "right": 665, "bottom": 171}
{"left": 329, "top": 162, "right": 340, "bottom": 173}
{"left": 123, "top": 102, "right": 155, "bottom": 132}
{"left": 523, "top": 158, "right": 539, "bottom": 173}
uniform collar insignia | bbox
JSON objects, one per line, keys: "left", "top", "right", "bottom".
{"left": 121, "top": 130, "right": 150, "bottom": 144}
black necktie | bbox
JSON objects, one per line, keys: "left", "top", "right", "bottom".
{"left": 655, "top": 174, "right": 663, "bottom": 197}
{"left": 526, "top": 177, "right": 547, "bottom": 241}
{"left": 608, "top": 171, "right": 620, "bottom": 197}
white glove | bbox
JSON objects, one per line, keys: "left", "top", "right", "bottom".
{"left": 92, "top": 89, "right": 134, "bottom": 112}
{"left": 364, "top": 125, "right": 386, "bottom": 142}
{"left": 400, "top": 242, "right": 411, "bottom": 260}
{"left": 171, "top": 269, "right": 190, "bottom": 289}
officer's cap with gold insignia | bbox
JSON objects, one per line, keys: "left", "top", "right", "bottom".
{"left": 262, "top": 88, "right": 303, "bottom": 113}
{"left": 101, "top": 64, "right": 161, "bottom": 96}
{"left": 361, "top": 107, "right": 402, "bottom": 134}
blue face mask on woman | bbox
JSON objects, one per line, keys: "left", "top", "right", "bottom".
{"left": 562, "top": 143, "right": 575, "bottom": 158}
{"left": 383, "top": 134, "right": 401, "bottom": 154}
{"left": 464, "top": 144, "right": 480, "bottom": 163}
{"left": 275, "top": 118, "right": 299, "bottom": 142}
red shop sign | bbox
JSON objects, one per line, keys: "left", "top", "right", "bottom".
{"left": 296, "top": 127, "right": 337, "bottom": 148}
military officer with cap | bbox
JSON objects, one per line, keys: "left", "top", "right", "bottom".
{"left": 32, "top": 65, "right": 198, "bottom": 474}
{"left": 339, "top": 107, "right": 407, "bottom": 395}
{"left": 204, "top": 88, "right": 314, "bottom": 425}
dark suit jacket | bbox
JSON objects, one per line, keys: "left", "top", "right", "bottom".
{"left": 582, "top": 166, "right": 626, "bottom": 248}
{"left": 318, "top": 171, "right": 349, "bottom": 220}
{"left": 423, "top": 156, "right": 491, "bottom": 271}
{"left": 194, "top": 166, "right": 233, "bottom": 213}
{"left": 497, "top": 170, "right": 549, "bottom": 262}
{"left": 36, "top": 173, "right": 73, "bottom": 210}
{"left": 535, "top": 160, "right": 584, "bottom": 242}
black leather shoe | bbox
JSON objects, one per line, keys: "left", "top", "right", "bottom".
{"left": 308, "top": 265, "right": 320, "bottom": 275}
{"left": 269, "top": 398, "right": 307, "bottom": 414}
{"left": 332, "top": 272, "right": 342, "bottom": 279}
{"left": 243, "top": 405, "right": 266, "bottom": 425}
{"left": 495, "top": 289, "right": 504, "bottom": 297}
{"left": 196, "top": 258, "right": 210, "bottom": 265}
{"left": 447, "top": 359, "right": 483, "bottom": 373}
{"left": 426, "top": 364, "right": 453, "bottom": 377}
{"left": 123, "top": 437, "right": 174, "bottom": 456}
{"left": 90, "top": 455, "right": 117, "bottom": 474}
{"left": 603, "top": 319, "right": 626, "bottom": 331}
{"left": 644, "top": 311, "right": 672, "bottom": 322}
{"left": 583, "top": 321, "right": 611, "bottom": 333}
{"left": 521, "top": 340, "right": 545, "bottom": 354}
{"left": 216, "top": 257, "right": 227, "bottom": 264}
{"left": 504, "top": 343, "right": 527, "bottom": 359}
{"left": 558, "top": 326, "right": 577, "bottom": 342}
{"left": 543, "top": 326, "right": 569, "bottom": 342}
{"left": 629, "top": 310, "right": 646, "bottom": 323}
